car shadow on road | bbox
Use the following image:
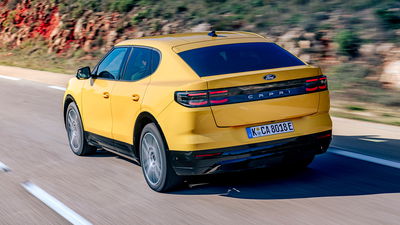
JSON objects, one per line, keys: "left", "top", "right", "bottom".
{"left": 85, "top": 149, "right": 141, "bottom": 166}
{"left": 171, "top": 152, "right": 400, "bottom": 200}
{"left": 332, "top": 135, "right": 400, "bottom": 161}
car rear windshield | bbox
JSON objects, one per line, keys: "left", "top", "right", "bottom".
{"left": 178, "top": 42, "right": 305, "bottom": 77}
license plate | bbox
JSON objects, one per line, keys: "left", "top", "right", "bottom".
{"left": 246, "top": 121, "right": 294, "bottom": 138}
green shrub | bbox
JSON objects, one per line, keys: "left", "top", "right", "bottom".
{"left": 131, "top": 9, "right": 152, "bottom": 24}
{"left": 251, "top": 0, "right": 264, "bottom": 7}
{"left": 328, "top": 63, "right": 370, "bottom": 90}
{"left": 346, "top": 106, "right": 367, "bottom": 111}
{"left": 334, "top": 30, "right": 361, "bottom": 58}
{"left": 375, "top": 3, "right": 400, "bottom": 30}
{"left": 110, "top": 0, "right": 138, "bottom": 12}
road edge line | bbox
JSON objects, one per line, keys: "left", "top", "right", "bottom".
{"left": 48, "top": 85, "right": 66, "bottom": 91}
{"left": 0, "top": 161, "right": 11, "bottom": 172}
{"left": 329, "top": 147, "right": 400, "bottom": 169}
{"left": 21, "top": 181, "right": 92, "bottom": 225}
{"left": 0, "top": 74, "right": 21, "bottom": 81}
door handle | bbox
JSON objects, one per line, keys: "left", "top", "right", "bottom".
{"left": 132, "top": 94, "right": 140, "bottom": 101}
{"left": 103, "top": 92, "right": 110, "bottom": 99}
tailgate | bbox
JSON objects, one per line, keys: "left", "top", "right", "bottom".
{"left": 205, "top": 66, "right": 322, "bottom": 127}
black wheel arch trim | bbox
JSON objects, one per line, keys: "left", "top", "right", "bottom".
{"left": 134, "top": 111, "right": 170, "bottom": 161}
{"left": 63, "top": 95, "right": 79, "bottom": 127}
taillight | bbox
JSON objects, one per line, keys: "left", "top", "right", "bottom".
{"left": 209, "top": 90, "right": 229, "bottom": 105}
{"left": 306, "top": 75, "right": 328, "bottom": 93}
{"left": 175, "top": 91, "right": 209, "bottom": 107}
{"left": 175, "top": 89, "right": 230, "bottom": 107}
{"left": 319, "top": 76, "right": 327, "bottom": 90}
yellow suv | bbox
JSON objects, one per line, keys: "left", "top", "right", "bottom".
{"left": 63, "top": 31, "right": 332, "bottom": 192}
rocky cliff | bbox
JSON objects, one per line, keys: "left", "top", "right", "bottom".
{"left": 0, "top": 0, "right": 399, "bottom": 91}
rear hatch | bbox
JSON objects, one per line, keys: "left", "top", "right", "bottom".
{"left": 204, "top": 66, "right": 321, "bottom": 127}
{"left": 176, "top": 41, "right": 324, "bottom": 127}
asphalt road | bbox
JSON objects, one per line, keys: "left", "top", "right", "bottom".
{"left": 0, "top": 70, "right": 399, "bottom": 225}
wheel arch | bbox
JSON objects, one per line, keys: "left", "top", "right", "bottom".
{"left": 63, "top": 94, "right": 84, "bottom": 129}
{"left": 133, "top": 111, "right": 169, "bottom": 161}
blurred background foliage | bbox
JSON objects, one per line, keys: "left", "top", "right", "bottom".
{"left": 1, "top": 0, "right": 400, "bottom": 122}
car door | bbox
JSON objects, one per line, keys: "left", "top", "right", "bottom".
{"left": 110, "top": 47, "right": 160, "bottom": 151}
{"left": 81, "top": 47, "right": 130, "bottom": 139}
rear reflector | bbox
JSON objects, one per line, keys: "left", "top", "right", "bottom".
{"left": 195, "top": 152, "right": 222, "bottom": 158}
{"left": 317, "top": 133, "right": 332, "bottom": 139}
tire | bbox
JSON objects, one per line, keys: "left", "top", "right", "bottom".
{"left": 139, "top": 123, "right": 183, "bottom": 192}
{"left": 65, "top": 102, "right": 97, "bottom": 156}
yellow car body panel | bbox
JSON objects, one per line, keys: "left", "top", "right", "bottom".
{"left": 81, "top": 78, "right": 115, "bottom": 138}
{"left": 63, "top": 78, "right": 85, "bottom": 120}
{"left": 64, "top": 31, "right": 332, "bottom": 155}
{"left": 110, "top": 77, "right": 151, "bottom": 144}
{"left": 158, "top": 107, "right": 331, "bottom": 151}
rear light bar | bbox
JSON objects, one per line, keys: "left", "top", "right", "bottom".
{"left": 175, "top": 75, "right": 328, "bottom": 108}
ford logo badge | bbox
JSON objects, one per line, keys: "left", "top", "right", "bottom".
{"left": 264, "top": 74, "right": 276, "bottom": 80}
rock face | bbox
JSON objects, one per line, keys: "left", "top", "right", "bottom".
{"left": 191, "top": 23, "right": 211, "bottom": 32}
{"left": 381, "top": 60, "right": 400, "bottom": 89}
{"left": 0, "top": 0, "right": 125, "bottom": 54}
{"left": 0, "top": 0, "right": 399, "bottom": 90}
{"left": 359, "top": 44, "right": 376, "bottom": 57}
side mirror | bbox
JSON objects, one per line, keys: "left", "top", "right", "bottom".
{"left": 76, "top": 66, "right": 91, "bottom": 79}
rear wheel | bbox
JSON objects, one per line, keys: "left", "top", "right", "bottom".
{"left": 139, "top": 123, "right": 183, "bottom": 192}
{"left": 65, "top": 102, "right": 97, "bottom": 156}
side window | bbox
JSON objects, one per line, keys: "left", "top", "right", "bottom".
{"left": 96, "top": 48, "right": 129, "bottom": 80}
{"left": 150, "top": 50, "right": 161, "bottom": 74}
{"left": 122, "top": 47, "right": 159, "bottom": 81}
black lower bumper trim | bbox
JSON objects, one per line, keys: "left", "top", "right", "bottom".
{"left": 169, "top": 130, "right": 332, "bottom": 176}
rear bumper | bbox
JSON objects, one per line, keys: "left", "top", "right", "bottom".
{"left": 169, "top": 130, "right": 332, "bottom": 176}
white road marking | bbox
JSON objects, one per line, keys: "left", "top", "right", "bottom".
{"left": 21, "top": 181, "right": 92, "bottom": 225}
{"left": 48, "top": 86, "right": 66, "bottom": 91}
{"left": 329, "top": 147, "right": 400, "bottom": 169}
{"left": 0, "top": 161, "right": 11, "bottom": 172}
{"left": 0, "top": 74, "right": 21, "bottom": 81}
{"left": 359, "top": 138, "right": 387, "bottom": 143}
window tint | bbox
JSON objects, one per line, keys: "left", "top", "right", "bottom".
{"left": 150, "top": 50, "right": 161, "bottom": 74}
{"left": 96, "top": 48, "right": 129, "bottom": 80}
{"left": 122, "top": 47, "right": 154, "bottom": 81}
{"left": 178, "top": 42, "right": 305, "bottom": 77}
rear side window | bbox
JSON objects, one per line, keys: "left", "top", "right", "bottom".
{"left": 122, "top": 47, "right": 161, "bottom": 81}
{"left": 178, "top": 42, "right": 305, "bottom": 77}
